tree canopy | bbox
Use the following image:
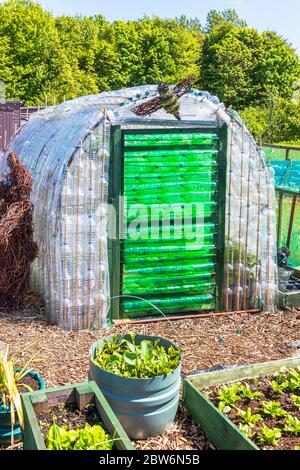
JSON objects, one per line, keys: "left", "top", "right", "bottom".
{"left": 204, "top": 8, "right": 247, "bottom": 33}
{"left": 199, "top": 25, "right": 299, "bottom": 109}
{"left": 0, "top": 0, "right": 299, "bottom": 142}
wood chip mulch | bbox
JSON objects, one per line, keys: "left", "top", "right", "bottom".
{"left": 1, "top": 296, "right": 300, "bottom": 450}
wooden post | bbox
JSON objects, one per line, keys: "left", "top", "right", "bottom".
{"left": 277, "top": 191, "right": 284, "bottom": 247}
{"left": 287, "top": 194, "right": 297, "bottom": 250}
{"left": 108, "top": 126, "right": 122, "bottom": 320}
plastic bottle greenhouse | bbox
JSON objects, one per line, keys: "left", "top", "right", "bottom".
{"left": 0, "top": 86, "right": 278, "bottom": 330}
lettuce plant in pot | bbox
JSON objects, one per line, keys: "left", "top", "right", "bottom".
{"left": 0, "top": 344, "right": 45, "bottom": 445}
{"left": 89, "top": 333, "right": 181, "bottom": 439}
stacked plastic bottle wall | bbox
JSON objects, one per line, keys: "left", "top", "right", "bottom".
{"left": 223, "top": 119, "right": 277, "bottom": 313}
{"left": 1, "top": 108, "right": 111, "bottom": 329}
{"left": 53, "top": 122, "right": 111, "bottom": 329}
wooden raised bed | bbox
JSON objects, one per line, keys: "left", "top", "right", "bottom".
{"left": 183, "top": 357, "right": 300, "bottom": 451}
{"left": 278, "top": 289, "right": 300, "bottom": 308}
{"left": 21, "top": 381, "right": 134, "bottom": 450}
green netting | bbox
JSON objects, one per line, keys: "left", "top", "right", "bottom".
{"left": 122, "top": 131, "right": 219, "bottom": 316}
{"left": 270, "top": 154, "right": 300, "bottom": 268}
{"left": 270, "top": 160, "right": 300, "bottom": 193}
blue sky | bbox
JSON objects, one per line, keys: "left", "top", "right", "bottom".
{"left": 28, "top": 1, "right": 300, "bottom": 52}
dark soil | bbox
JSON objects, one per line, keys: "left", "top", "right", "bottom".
{"left": 205, "top": 371, "right": 300, "bottom": 450}
{"left": 36, "top": 401, "right": 107, "bottom": 446}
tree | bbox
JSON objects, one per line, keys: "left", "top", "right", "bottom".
{"left": 55, "top": 15, "right": 101, "bottom": 96}
{"left": 204, "top": 8, "right": 247, "bottom": 33}
{"left": 134, "top": 17, "right": 202, "bottom": 85}
{"left": 175, "top": 15, "right": 202, "bottom": 32}
{"left": 0, "top": 0, "right": 75, "bottom": 104}
{"left": 256, "top": 32, "right": 300, "bottom": 102}
{"left": 240, "top": 99, "right": 300, "bottom": 143}
{"left": 200, "top": 25, "right": 300, "bottom": 109}
{"left": 239, "top": 107, "right": 269, "bottom": 142}
{"left": 200, "top": 25, "right": 258, "bottom": 108}
{"left": 95, "top": 17, "right": 202, "bottom": 90}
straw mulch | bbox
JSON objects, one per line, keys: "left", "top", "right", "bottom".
{"left": 1, "top": 296, "right": 300, "bottom": 450}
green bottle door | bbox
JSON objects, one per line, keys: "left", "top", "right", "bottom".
{"left": 109, "top": 127, "right": 227, "bottom": 319}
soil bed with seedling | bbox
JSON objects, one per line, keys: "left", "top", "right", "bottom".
{"left": 37, "top": 402, "right": 114, "bottom": 450}
{"left": 204, "top": 368, "right": 300, "bottom": 450}
{"left": 21, "top": 382, "right": 133, "bottom": 450}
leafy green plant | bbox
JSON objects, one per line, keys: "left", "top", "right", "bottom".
{"left": 274, "top": 369, "right": 288, "bottom": 382}
{"left": 218, "top": 401, "right": 231, "bottom": 414}
{"left": 238, "top": 424, "right": 254, "bottom": 439}
{"left": 269, "top": 380, "right": 289, "bottom": 395}
{"left": 284, "top": 415, "right": 300, "bottom": 436}
{"left": 261, "top": 400, "right": 287, "bottom": 418}
{"left": 238, "top": 384, "right": 263, "bottom": 401}
{"left": 287, "top": 368, "right": 300, "bottom": 391}
{"left": 294, "top": 446, "right": 300, "bottom": 450}
{"left": 46, "top": 423, "right": 113, "bottom": 450}
{"left": 237, "top": 407, "right": 262, "bottom": 426}
{"left": 93, "top": 333, "right": 181, "bottom": 379}
{"left": 217, "top": 383, "right": 241, "bottom": 406}
{"left": 0, "top": 343, "right": 40, "bottom": 444}
{"left": 291, "top": 394, "right": 300, "bottom": 410}
{"left": 257, "top": 425, "right": 282, "bottom": 446}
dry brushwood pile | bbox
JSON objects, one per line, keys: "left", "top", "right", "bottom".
{"left": 131, "top": 76, "right": 195, "bottom": 120}
{"left": 0, "top": 153, "right": 38, "bottom": 307}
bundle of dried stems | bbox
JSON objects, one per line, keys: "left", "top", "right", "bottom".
{"left": 0, "top": 153, "right": 37, "bottom": 307}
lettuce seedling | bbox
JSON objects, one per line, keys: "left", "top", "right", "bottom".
{"left": 274, "top": 370, "right": 288, "bottom": 382}
{"left": 291, "top": 394, "right": 300, "bottom": 410}
{"left": 46, "top": 424, "right": 113, "bottom": 450}
{"left": 237, "top": 407, "right": 262, "bottom": 426}
{"left": 218, "top": 401, "right": 231, "bottom": 414}
{"left": 217, "top": 383, "right": 241, "bottom": 406}
{"left": 284, "top": 415, "right": 300, "bottom": 436}
{"left": 287, "top": 368, "right": 300, "bottom": 391}
{"left": 269, "top": 380, "right": 289, "bottom": 395}
{"left": 257, "top": 425, "right": 281, "bottom": 446}
{"left": 238, "top": 384, "right": 263, "bottom": 401}
{"left": 261, "top": 400, "right": 287, "bottom": 418}
{"left": 239, "top": 424, "right": 254, "bottom": 439}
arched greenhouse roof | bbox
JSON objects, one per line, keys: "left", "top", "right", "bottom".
{"left": 2, "top": 85, "right": 232, "bottom": 217}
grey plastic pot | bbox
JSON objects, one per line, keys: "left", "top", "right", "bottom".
{"left": 89, "top": 334, "right": 181, "bottom": 440}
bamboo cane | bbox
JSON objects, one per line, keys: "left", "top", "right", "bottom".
{"left": 74, "top": 141, "right": 83, "bottom": 330}
{"left": 242, "top": 134, "right": 252, "bottom": 309}
{"left": 253, "top": 153, "right": 262, "bottom": 308}
{"left": 63, "top": 170, "right": 69, "bottom": 330}
{"left": 223, "top": 121, "right": 234, "bottom": 311}
{"left": 233, "top": 125, "right": 245, "bottom": 310}
{"left": 287, "top": 193, "right": 297, "bottom": 250}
